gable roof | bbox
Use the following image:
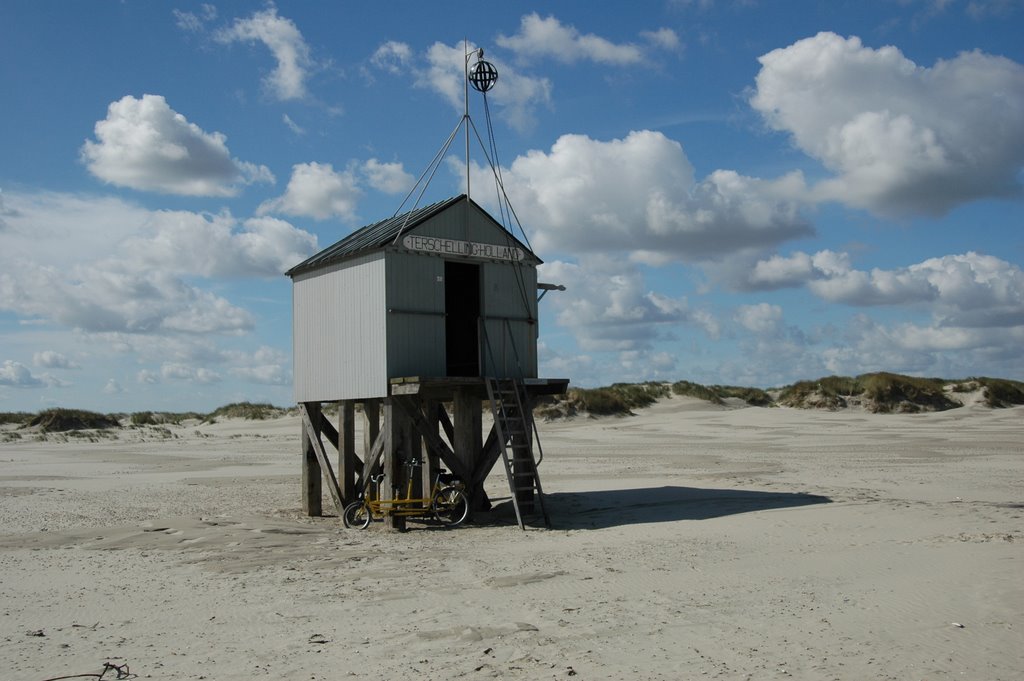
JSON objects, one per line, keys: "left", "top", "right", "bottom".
{"left": 285, "top": 194, "right": 538, "bottom": 277}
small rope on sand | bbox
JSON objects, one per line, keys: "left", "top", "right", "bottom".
{"left": 41, "top": 660, "right": 133, "bottom": 681}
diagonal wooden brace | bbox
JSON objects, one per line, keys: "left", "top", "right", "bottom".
{"left": 392, "top": 397, "right": 473, "bottom": 484}
{"left": 300, "top": 404, "right": 346, "bottom": 515}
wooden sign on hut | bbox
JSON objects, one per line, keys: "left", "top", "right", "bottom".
{"left": 286, "top": 194, "right": 567, "bottom": 529}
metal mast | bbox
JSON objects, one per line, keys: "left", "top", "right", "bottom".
{"left": 464, "top": 39, "right": 471, "bottom": 200}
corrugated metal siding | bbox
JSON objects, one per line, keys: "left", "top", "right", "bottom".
{"left": 384, "top": 253, "right": 446, "bottom": 378}
{"left": 290, "top": 197, "right": 546, "bottom": 400}
{"left": 292, "top": 253, "right": 388, "bottom": 401}
{"left": 481, "top": 262, "right": 538, "bottom": 378}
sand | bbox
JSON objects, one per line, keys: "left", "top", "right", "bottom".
{"left": 1, "top": 398, "right": 1021, "bottom": 680}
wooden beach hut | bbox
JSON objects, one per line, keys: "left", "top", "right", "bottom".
{"left": 286, "top": 194, "right": 567, "bottom": 529}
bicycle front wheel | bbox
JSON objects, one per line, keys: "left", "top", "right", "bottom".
{"left": 432, "top": 486, "right": 469, "bottom": 527}
{"left": 343, "top": 501, "right": 372, "bottom": 529}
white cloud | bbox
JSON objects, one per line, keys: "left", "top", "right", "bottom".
{"left": 282, "top": 114, "right": 305, "bottom": 135}
{"left": 735, "top": 303, "right": 783, "bottom": 334}
{"left": 123, "top": 210, "right": 318, "bottom": 278}
{"left": 539, "top": 257, "right": 719, "bottom": 352}
{"left": 0, "top": 361, "right": 43, "bottom": 388}
{"left": 0, "top": 264, "right": 254, "bottom": 335}
{"left": 362, "top": 159, "right": 413, "bottom": 194}
{"left": 173, "top": 5, "right": 216, "bottom": 32}
{"left": 33, "top": 351, "right": 80, "bottom": 370}
{"left": 222, "top": 346, "right": 291, "bottom": 386}
{"left": 103, "top": 379, "right": 124, "bottom": 395}
{"left": 161, "top": 363, "right": 222, "bottom": 384}
{"left": 641, "top": 28, "right": 683, "bottom": 52}
{"left": 136, "top": 369, "right": 159, "bottom": 384}
{"left": 371, "top": 41, "right": 412, "bottom": 74}
{"left": 497, "top": 13, "right": 645, "bottom": 65}
{"left": 258, "top": 162, "right": 362, "bottom": 221}
{"left": 229, "top": 364, "right": 289, "bottom": 385}
{"left": 750, "top": 32, "right": 1024, "bottom": 216}
{"left": 481, "top": 130, "right": 811, "bottom": 260}
{"left": 0, "top": 190, "right": 317, "bottom": 338}
{"left": 808, "top": 252, "right": 1024, "bottom": 326}
{"left": 81, "top": 94, "right": 274, "bottom": 196}
{"left": 739, "top": 249, "right": 1024, "bottom": 329}
{"left": 215, "top": 5, "right": 313, "bottom": 101}
{"left": 816, "top": 314, "right": 1024, "bottom": 379}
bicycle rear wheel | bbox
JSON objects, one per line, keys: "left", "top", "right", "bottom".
{"left": 343, "top": 501, "right": 371, "bottom": 529}
{"left": 432, "top": 486, "right": 469, "bottom": 527}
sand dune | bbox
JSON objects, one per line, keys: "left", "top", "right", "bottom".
{"left": 1, "top": 399, "right": 1021, "bottom": 680}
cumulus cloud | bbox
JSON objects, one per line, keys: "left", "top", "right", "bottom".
{"left": 258, "top": 162, "right": 362, "bottom": 221}
{"left": 81, "top": 95, "right": 274, "bottom": 196}
{"left": 258, "top": 160, "right": 414, "bottom": 220}
{"left": 218, "top": 346, "right": 290, "bottom": 385}
{"left": 735, "top": 303, "right": 784, "bottom": 334}
{"left": 750, "top": 32, "right": 1024, "bottom": 216}
{"left": 815, "top": 314, "right": 1024, "bottom": 380}
{"left": 0, "top": 264, "right": 254, "bottom": 335}
{"left": 739, "top": 249, "right": 1024, "bottom": 330}
{"left": 136, "top": 369, "right": 159, "bottom": 384}
{"left": 215, "top": 5, "right": 312, "bottom": 100}
{"left": 362, "top": 159, "right": 414, "bottom": 194}
{"left": 480, "top": 130, "right": 811, "bottom": 261}
{"left": 497, "top": 13, "right": 648, "bottom": 65}
{"left": 0, "top": 190, "right": 318, "bottom": 337}
{"left": 539, "top": 257, "right": 719, "bottom": 352}
{"left": 0, "top": 361, "right": 43, "bottom": 388}
{"left": 123, "top": 211, "right": 318, "bottom": 278}
{"left": 33, "top": 351, "right": 80, "bottom": 370}
{"left": 161, "top": 363, "right": 222, "bottom": 384}
{"left": 641, "top": 28, "right": 683, "bottom": 52}
{"left": 371, "top": 40, "right": 412, "bottom": 74}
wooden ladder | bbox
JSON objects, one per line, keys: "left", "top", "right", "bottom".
{"left": 486, "top": 377, "right": 550, "bottom": 529}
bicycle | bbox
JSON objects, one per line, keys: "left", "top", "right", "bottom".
{"left": 342, "top": 458, "right": 469, "bottom": 529}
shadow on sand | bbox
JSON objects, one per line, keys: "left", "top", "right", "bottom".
{"left": 488, "top": 486, "right": 831, "bottom": 530}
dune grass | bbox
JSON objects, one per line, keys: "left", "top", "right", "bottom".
{"left": 2, "top": 374, "right": 1023, "bottom": 428}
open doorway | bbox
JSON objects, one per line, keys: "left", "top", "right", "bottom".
{"left": 445, "top": 261, "right": 481, "bottom": 376}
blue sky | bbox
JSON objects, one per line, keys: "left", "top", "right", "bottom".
{"left": 2, "top": 1, "right": 1023, "bottom": 412}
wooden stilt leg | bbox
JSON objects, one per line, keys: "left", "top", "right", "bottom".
{"left": 453, "top": 389, "right": 482, "bottom": 515}
{"left": 382, "top": 400, "right": 406, "bottom": 531}
{"left": 338, "top": 400, "right": 356, "bottom": 504}
{"left": 301, "top": 402, "right": 323, "bottom": 517}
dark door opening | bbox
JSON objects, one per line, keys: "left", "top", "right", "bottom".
{"left": 445, "top": 261, "right": 481, "bottom": 377}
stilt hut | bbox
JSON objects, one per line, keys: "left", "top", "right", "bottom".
{"left": 286, "top": 194, "right": 567, "bottom": 529}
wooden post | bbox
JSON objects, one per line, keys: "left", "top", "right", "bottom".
{"left": 301, "top": 402, "right": 323, "bottom": 516}
{"left": 453, "top": 388, "right": 482, "bottom": 515}
{"left": 382, "top": 399, "right": 406, "bottom": 531}
{"left": 338, "top": 400, "right": 356, "bottom": 504}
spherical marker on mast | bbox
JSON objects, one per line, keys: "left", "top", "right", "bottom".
{"left": 469, "top": 52, "right": 498, "bottom": 93}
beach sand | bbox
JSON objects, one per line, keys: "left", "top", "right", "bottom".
{"left": 1, "top": 398, "right": 1021, "bottom": 680}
